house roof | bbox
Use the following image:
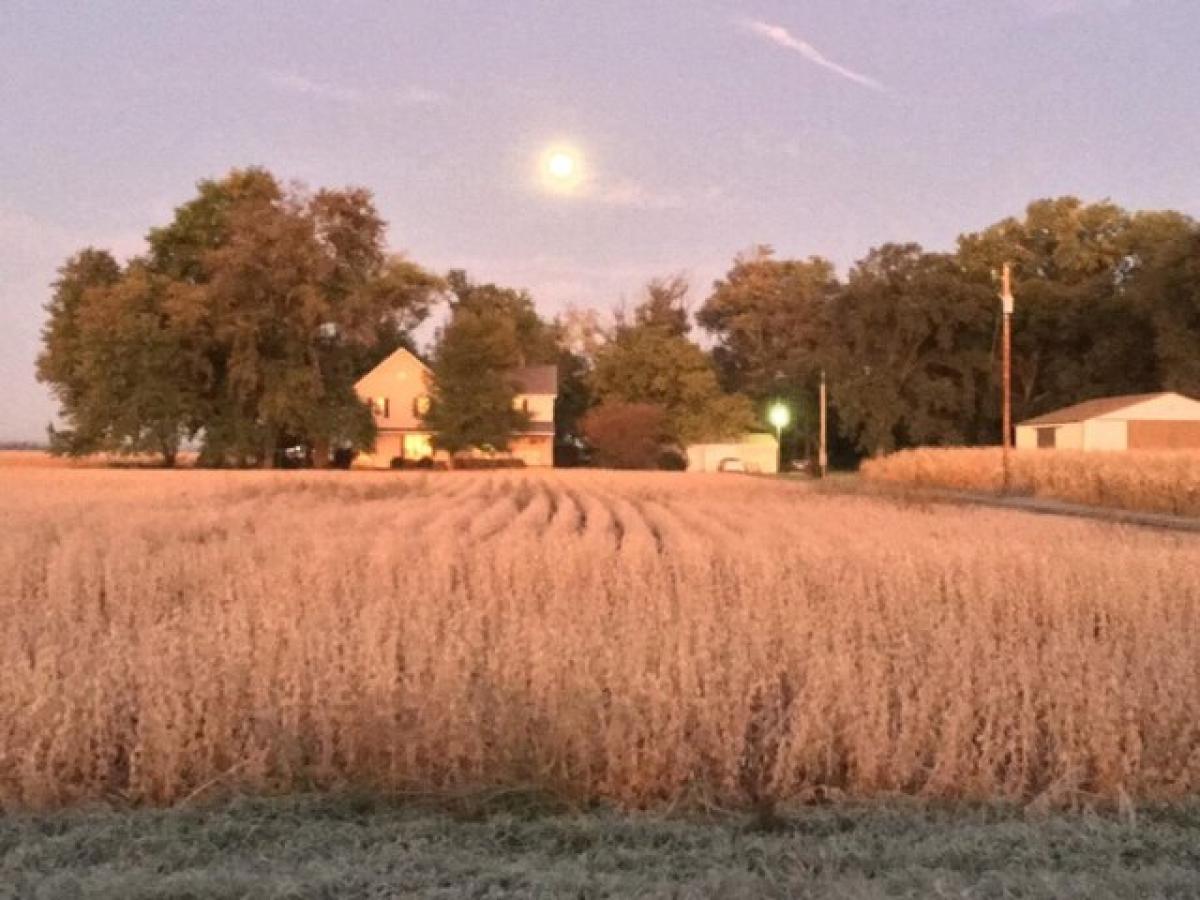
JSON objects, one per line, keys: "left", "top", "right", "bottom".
{"left": 511, "top": 364, "right": 558, "bottom": 395}
{"left": 1019, "top": 392, "right": 1174, "bottom": 427}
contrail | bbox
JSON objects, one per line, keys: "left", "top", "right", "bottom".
{"left": 742, "top": 19, "right": 887, "bottom": 93}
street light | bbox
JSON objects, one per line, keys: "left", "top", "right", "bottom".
{"left": 768, "top": 401, "right": 790, "bottom": 474}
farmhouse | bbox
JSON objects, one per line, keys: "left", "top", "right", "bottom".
{"left": 1016, "top": 392, "right": 1200, "bottom": 451}
{"left": 353, "top": 347, "right": 557, "bottom": 467}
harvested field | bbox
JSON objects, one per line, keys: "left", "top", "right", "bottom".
{"left": 862, "top": 447, "right": 1200, "bottom": 518}
{"left": 2, "top": 468, "right": 1199, "bottom": 811}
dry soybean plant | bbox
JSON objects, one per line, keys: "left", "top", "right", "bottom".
{"left": 862, "top": 447, "right": 1200, "bottom": 517}
{"left": 2, "top": 467, "right": 1199, "bottom": 811}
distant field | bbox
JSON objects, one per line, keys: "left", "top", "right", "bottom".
{"left": 862, "top": 448, "right": 1200, "bottom": 518}
{"left": 3, "top": 468, "right": 1199, "bottom": 814}
{"left": 0, "top": 450, "right": 201, "bottom": 469}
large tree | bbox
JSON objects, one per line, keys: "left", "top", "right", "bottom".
{"left": 39, "top": 169, "right": 438, "bottom": 466}
{"left": 36, "top": 249, "right": 123, "bottom": 455}
{"left": 1134, "top": 225, "right": 1200, "bottom": 397}
{"left": 955, "top": 197, "right": 1187, "bottom": 421}
{"left": 698, "top": 247, "right": 840, "bottom": 397}
{"left": 591, "top": 280, "right": 755, "bottom": 445}
{"left": 826, "top": 244, "right": 994, "bottom": 456}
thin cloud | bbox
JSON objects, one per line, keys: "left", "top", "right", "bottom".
{"left": 741, "top": 19, "right": 887, "bottom": 93}
{"left": 265, "top": 71, "right": 445, "bottom": 107}
{"left": 396, "top": 85, "right": 446, "bottom": 107}
{"left": 591, "top": 179, "right": 686, "bottom": 211}
{"left": 265, "top": 71, "right": 362, "bottom": 104}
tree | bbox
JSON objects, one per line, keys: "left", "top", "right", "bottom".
{"left": 1134, "top": 226, "right": 1200, "bottom": 396}
{"left": 581, "top": 402, "right": 667, "bottom": 469}
{"left": 955, "top": 197, "right": 1176, "bottom": 421}
{"left": 633, "top": 275, "right": 690, "bottom": 337}
{"left": 826, "top": 245, "right": 994, "bottom": 456}
{"left": 591, "top": 281, "right": 755, "bottom": 445}
{"left": 69, "top": 265, "right": 204, "bottom": 465}
{"left": 36, "top": 249, "right": 122, "bottom": 455}
{"left": 152, "top": 169, "right": 439, "bottom": 466}
{"left": 424, "top": 303, "right": 531, "bottom": 460}
{"left": 40, "top": 169, "right": 439, "bottom": 467}
{"left": 698, "top": 247, "right": 840, "bottom": 397}
{"left": 445, "top": 270, "right": 558, "bottom": 364}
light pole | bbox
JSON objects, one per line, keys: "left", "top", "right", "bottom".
{"left": 818, "top": 368, "right": 828, "bottom": 478}
{"left": 768, "top": 401, "right": 790, "bottom": 474}
{"left": 1000, "top": 263, "right": 1015, "bottom": 492}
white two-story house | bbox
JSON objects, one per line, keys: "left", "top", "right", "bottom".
{"left": 353, "top": 347, "right": 557, "bottom": 467}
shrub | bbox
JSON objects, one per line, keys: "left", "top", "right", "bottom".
{"left": 657, "top": 449, "right": 688, "bottom": 471}
{"left": 582, "top": 402, "right": 667, "bottom": 469}
{"left": 453, "top": 457, "right": 526, "bottom": 470}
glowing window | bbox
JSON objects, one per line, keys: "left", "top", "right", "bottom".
{"left": 413, "top": 395, "right": 432, "bottom": 417}
{"left": 371, "top": 397, "right": 389, "bottom": 418}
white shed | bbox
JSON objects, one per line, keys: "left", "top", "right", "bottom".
{"left": 686, "top": 434, "right": 779, "bottom": 473}
{"left": 1015, "top": 392, "right": 1200, "bottom": 451}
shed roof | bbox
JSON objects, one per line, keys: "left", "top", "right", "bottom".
{"left": 511, "top": 364, "right": 558, "bottom": 395}
{"left": 1019, "top": 393, "right": 1174, "bottom": 426}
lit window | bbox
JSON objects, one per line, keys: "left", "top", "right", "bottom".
{"left": 371, "top": 397, "right": 389, "bottom": 418}
{"left": 413, "top": 395, "right": 431, "bottom": 416}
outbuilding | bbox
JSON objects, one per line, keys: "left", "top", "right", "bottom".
{"left": 1015, "top": 392, "right": 1200, "bottom": 451}
{"left": 686, "top": 433, "right": 779, "bottom": 473}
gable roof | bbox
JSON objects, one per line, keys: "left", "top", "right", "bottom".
{"left": 356, "top": 350, "right": 558, "bottom": 396}
{"left": 353, "top": 346, "right": 430, "bottom": 391}
{"left": 511, "top": 364, "right": 558, "bottom": 395}
{"left": 1019, "top": 393, "right": 1175, "bottom": 427}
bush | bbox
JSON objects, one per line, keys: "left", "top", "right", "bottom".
{"left": 453, "top": 457, "right": 527, "bottom": 470}
{"left": 657, "top": 449, "right": 687, "bottom": 471}
{"left": 582, "top": 402, "right": 667, "bottom": 470}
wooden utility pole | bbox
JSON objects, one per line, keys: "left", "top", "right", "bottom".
{"left": 818, "top": 368, "right": 828, "bottom": 478}
{"left": 1000, "top": 263, "right": 1015, "bottom": 491}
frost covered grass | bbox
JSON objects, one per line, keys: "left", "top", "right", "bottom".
{"left": 4, "top": 794, "right": 1200, "bottom": 899}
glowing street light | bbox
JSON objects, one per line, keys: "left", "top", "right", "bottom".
{"left": 768, "top": 401, "right": 790, "bottom": 473}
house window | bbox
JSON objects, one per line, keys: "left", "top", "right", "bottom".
{"left": 413, "top": 394, "right": 431, "bottom": 417}
{"left": 512, "top": 397, "right": 530, "bottom": 413}
{"left": 1036, "top": 427, "right": 1056, "bottom": 449}
{"left": 371, "top": 397, "right": 389, "bottom": 419}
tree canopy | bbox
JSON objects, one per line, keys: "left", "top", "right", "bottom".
{"left": 38, "top": 168, "right": 440, "bottom": 466}
{"left": 39, "top": 179, "right": 1200, "bottom": 468}
{"left": 591, "top": 280, "right": 756, "bottom": 445}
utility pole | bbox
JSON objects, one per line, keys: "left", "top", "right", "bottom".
{"left": 818, "top": 368, "right": 828, "bottom": 478}
{"left": 1000, "top": 263, "right": 1015, "bottom": 492}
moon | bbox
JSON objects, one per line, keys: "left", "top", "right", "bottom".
{"left": 548, "top": 151, "right": 576, "bottom": 180}
{"left": 539, "top": 144, "right": 585, "bottom": 194}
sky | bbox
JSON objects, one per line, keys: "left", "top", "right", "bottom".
{"left": 2, "top": 0, "right": 1199, "bottom": 441}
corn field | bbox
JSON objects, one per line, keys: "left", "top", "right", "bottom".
{"left": 862, "top": 448, "right": 1200, "bottom": 518}
{"left": 2, "top": 467, "right": 1199, "bottom": 811}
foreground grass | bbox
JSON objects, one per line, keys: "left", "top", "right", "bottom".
{"left": 4, "top": 795, "right": 1200, "bottom": 899}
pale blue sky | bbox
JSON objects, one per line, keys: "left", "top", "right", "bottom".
{"left": 3, "top": 0, "right": 1198, "bottom": 440}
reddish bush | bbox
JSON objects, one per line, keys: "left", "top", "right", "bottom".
{"left": 582, "top": 402, "right": 668, "bottom": 469}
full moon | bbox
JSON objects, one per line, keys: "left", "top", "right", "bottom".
{"left": 539, "top": 144, "right": 585, "bottom": 194}
{"left": 548, "top": 151, "right": 576, "bottom": 180}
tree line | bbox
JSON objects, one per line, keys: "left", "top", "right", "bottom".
{"left": 37, "top": 169, "right": 1200, "bottom": 467}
